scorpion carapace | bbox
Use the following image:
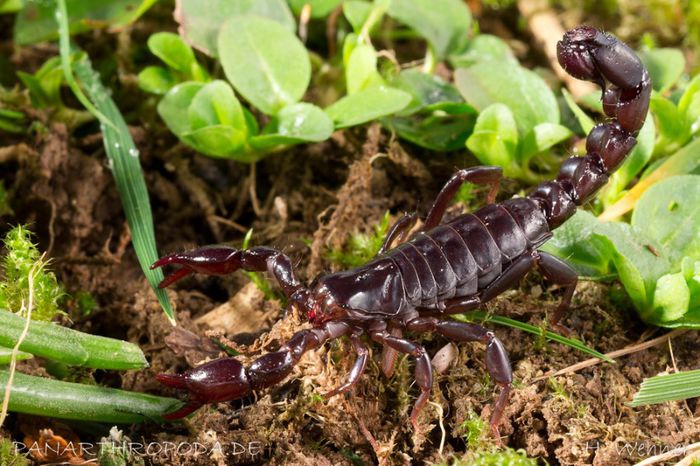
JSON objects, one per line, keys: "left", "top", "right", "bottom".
{"left": 151, "top": 26, "right": 650, "bottom": 440}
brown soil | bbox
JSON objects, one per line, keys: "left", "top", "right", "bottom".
{"left": 1, "top": 5, "right": 698, "bottom": 466}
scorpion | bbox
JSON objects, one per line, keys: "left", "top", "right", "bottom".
{"left": 152, "top": 26, "right": 651, "bottom": 439}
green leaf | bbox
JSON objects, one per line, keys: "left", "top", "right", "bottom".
{"left": 678, "top": 74, "right": 700, "bottom": 136}
{"left": 455, "top": 61, "right": 560, "bottom": 136}
{"left": 137, "top": 66, "right": 177, "bottom": 95}
{"left": 541, "top": 211, "right": 616, "bottom": 279}
{"left": 288, "top": 0, "right": 342, "bottom": 18}
{"left": 325, "top": 86, "right": 411, "bottom": 128}
{"left": 343, "top": 0, "right": 373, "bottom": 32}
{"left": 387, "top": 0, "right": 471, "bottom": 59}
{"left": 651, "top": 271, "right": 689, "bottom": 322}
{"left": 182, "top": 125, "right": 247, "bottom": 159}
{"left": 346, "top": 43, "right": 381, "bottom": 94}
{"left": 391, "top": 68, "right": 465, "bottom": 116}
{"left": 600, "top": 113, "right": 655, "bottom": 206}
{"left": 632, "top": 175, "right": 700, "bottom": 265}
{"left": 385, "top": 109, "right": 476, "bottom": 151}
{"left": 147, "top": 32, "right": 196, "bottom": 74}
{"left": 252, "top": 102, "right": 333, "bottom": 150}
{"left": 638, "top": 48, "right": 685, "bottom": 93}
{"left": 0, "top": 346, "right": 32, "bottom": 365}
{"left": 218, "top": 15, "right": 310, "bottom": 115}
{"left": 449, "top": 34, "right": 516, "bottom": 68}
{"left": 520, "top": 122, "right": 572, "bottom": 160}
{"left": 187, "top": 80, "right": 246, "bottom": 132}
{"left": 651, "top": 93, "right": 688, "bottom": 151}
{"left": 0, "top": 369, "right": 181, "bottom": 423}
{"left": 0, "top": 309, "right": 147, "bottom": 369}
{"left": 562, "top": 88, "right": 595, "bottom": 134}
{"left": 14, "top": 0, "right": 157, "bottom": 45}
{"left": 157, "top": 82, "right": 204, "bottom": 136}
{"left": 175, "top": 0, "right": 295, "bottom": 56}
{"left": 466, "top": 103, "right": 520, "bottom": 178}
{"left": 600, "top": 137, "right": 700, "bottom": 221}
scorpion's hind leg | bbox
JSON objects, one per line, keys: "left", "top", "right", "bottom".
{"left": 369, "top": 323, "right": 433, "bottom": 432}
{"left": 404, "top": 317, "right": 512, "bottom": 441}
{"left": 535, "top": 251, "right": 578, "bottom": 334}
{"left": 423, "top": 166, "right": 503, "bottom": 230}
{"left": 151, "top": 245, "right": 305, "bottom": 299}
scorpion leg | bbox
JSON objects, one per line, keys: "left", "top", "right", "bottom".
{"left": 535, "top": 251, "right": 578, "bottom": 333}
{"left": 369, "top": 323, "right": 432, "bottom": 431}
{"left": 404, "top": 317, "right": 512, "bottom": 440}
{"left": 157, "top": 321, "right": 352, "bottom": 419}
{"left": 323, "top": 334, "right": 369, "bottom": 399}
{"left": 151, "top": 245, "right": 304, "bottom": 299}
{"left": 380, "top": 325, "right": 403, "bottom": 378}
{"left": 424, "top": 166, "right": 503, "bottom": 230}
{"left": 406, "top": 317, "right": 513, "bottom": 439}
{"left": 377, "top": 213, "right": 418, "bottom": 255}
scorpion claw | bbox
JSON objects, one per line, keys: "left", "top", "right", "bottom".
{"left": 161, "top": 400, "right": 204, "bottom": 421}
{"left": 151, "top": 246, "right": 242, "bottom": 287}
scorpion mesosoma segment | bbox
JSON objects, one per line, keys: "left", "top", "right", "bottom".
{"left": 152, "top": 26, "right": 650, "bottom": 439}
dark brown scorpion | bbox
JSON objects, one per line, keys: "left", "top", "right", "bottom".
{"left": 152, "top": 26, "right": 651, "bottom": 439}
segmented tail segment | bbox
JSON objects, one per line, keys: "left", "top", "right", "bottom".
{"left": 528, "top": 26, "right": 651, "bottom": 228}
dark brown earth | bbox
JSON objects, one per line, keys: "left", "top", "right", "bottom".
{"left": 1, "top": 3, "right": 698, "bottom": 466}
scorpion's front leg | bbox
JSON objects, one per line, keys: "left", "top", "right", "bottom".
{"left": 157, "top": 321, "right": 352, "bottom": 420}
{"left": 151, "top": 246, "right": 303, "bottom": 299}
{"left": 404, "top": 317, "right": 512, "bottom": 440}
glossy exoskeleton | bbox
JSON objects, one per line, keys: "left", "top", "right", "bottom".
{"left": 152, "top": 26, "right": 651, "bottom": 440}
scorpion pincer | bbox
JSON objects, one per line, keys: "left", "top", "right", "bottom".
{"left": 152, "top": 26, "right": 650, "bottom": 440}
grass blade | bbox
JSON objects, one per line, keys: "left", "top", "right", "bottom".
{"left": 0, "top": 369, "right": 181, "bottom": 423}
{"left": 0, "top": 346, "right": 32, "bottom": 364}
{"left": 56, "top": 0, "right": 175, "bottom": 323}
{"left": 456, "top": 311, "right": 614, "bottom": 363}
{"left": 0, "top": 309, "right": 147, "bottom": 369}
{"left": 629, "top": 369, "right": 700, "bottom": 406}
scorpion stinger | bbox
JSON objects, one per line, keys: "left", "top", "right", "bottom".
{"left": 152, "top": 26, "right": 650, "bottom": 442}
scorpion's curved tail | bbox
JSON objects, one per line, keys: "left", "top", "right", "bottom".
{"left": 528, "top": 26, "right": 651, "bottom": 228}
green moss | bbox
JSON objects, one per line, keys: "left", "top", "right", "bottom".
{"left": 459, "top": 410, "right": 489, "bottom": 450}
{"left": 0, "top": 436, "right": 30, "bottom": 466}
{"left": 326, "top": 211, "right": 390, "bottom": 268}
{"left": 0, "top": 225, "right": 65, "bottom": 321}
{"left": 450, "top": 448, "right": 540, "bottom": 466}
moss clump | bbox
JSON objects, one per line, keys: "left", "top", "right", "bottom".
{"left": 0, "top": 225, "right": 64, "bottom": 321}
{"left": 327, "top": 211, "right": 390, "bottom": 268}
{"left": 0, "top": 436, "right": 30, "bottom": 466}
{"left": 449, "top": 449, "right": 540, "bottom": 466}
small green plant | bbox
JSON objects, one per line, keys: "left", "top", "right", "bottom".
{"left": 144, "top": 23, "right": 334, "bottom": 162}
{"left": 326, "top": 211, "right": 391, "bottom": 268}
{"left": 459, "top": 410, "right": 489, "bottom": 450}
{"left": 0, "top": 226, "right": 64, "bottom": 322}
{"left": 544, "top": 175, "right": 700, "bottom": 328}
{"left": 16, "top": 56, "right": 93, "bottom": 130}
{"left": 0, "top": 436, "right": 29, "bottom": 466}
{"left": 446, "top": 448, "right": 540, "bottom": 466}
{"left": 457, "top": 60, "right": 572, "bottom": 183}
